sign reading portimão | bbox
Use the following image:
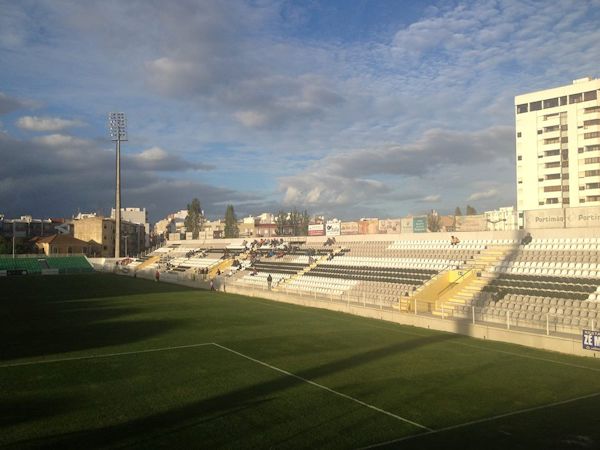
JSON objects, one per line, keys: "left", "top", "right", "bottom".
{"left": 524, "top": 206, "right": 600, "bottom": 229}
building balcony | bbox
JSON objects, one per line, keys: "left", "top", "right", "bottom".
{"left": 540, "top": 129, "right": 560, "bottom": 139}
{"left": 542, "top": 138, "right": 561, "bottom": 146}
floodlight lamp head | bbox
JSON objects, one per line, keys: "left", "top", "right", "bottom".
{"left": 108, "top": 112, "right": 128, "bottom": 141}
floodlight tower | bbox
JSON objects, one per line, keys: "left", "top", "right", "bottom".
{"left": 108, "top": 112, "right": 127, "bottom": 259}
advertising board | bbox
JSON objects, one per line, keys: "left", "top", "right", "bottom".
{"left": 308, "top": 224, "right": 325, "bottom": 236}
{"left": 583, "top": 330, "right": 600, "bottom": 351}
{"left": 412, "top": 216, "right": 427, "bottom": 233}
{"left": 325, "top": 221, "right": 341, "bottom": 236}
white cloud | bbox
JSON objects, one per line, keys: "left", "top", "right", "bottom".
{"left": 468, "top": 188, "right": 498, "bottom": 201}
{"left": 17, "top": 115, "right": 84, "bottom": 132}
{"left": 136, "top": 146, "right": 168, "bottom": 161}
{"left": 32, "top": 133, "right": 90, "bottom": 147}
{"left": 423, "top": 195, "right": 440, "bottom": 202}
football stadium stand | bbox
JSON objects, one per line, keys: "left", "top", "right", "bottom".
{"left": 0, "top": 255, "right": 93, "bottom": 275}
{"left": 97, "top": 232, "right": 600, "bottom": 344}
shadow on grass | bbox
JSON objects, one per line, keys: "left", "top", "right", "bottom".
{"left": 0, "top": 396, "right": 76, "bottom": 428}
{"left": 1, "top": 273, "right": 194, "bottom": 303}
{"left": 1, "top": 274, "right": 193, "bottom": 362}
{"left": 16, "top": 333, "right": 458, "bottom": 448}
{"left": 375, "top": 392, "right": 600, "bottom": 450}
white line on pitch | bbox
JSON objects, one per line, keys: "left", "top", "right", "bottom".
{"left": 360, "top": 390, "right": 600, "bottom": 449}
{"left": 0, "top": 342, "right": 216, "bottom": 368}
{"left": 212, "top": 342, "right": 431, "bottom": 431}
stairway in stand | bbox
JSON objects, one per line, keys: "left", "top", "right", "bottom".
{"left": 430, "top": 243, "right": 519, "bottom": 318}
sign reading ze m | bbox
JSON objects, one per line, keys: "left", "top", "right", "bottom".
{"left": 582, "top": 330, "right": 600, "bottom": 351}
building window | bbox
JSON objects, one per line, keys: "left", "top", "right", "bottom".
{"left": 563, "top": 198, "right": 570, "bottom": 204}
{"left": 586, "top": 145, "right": 600, "bottom": 152}
{"left": 517, "top": 104, "right": 528, "bottom": 114}
{"left": 544, "top": 186, "right": 562, "bottom": 192}
{"left": 584, "top": 90, "right": 598, "bottom": 101}
{"left": 544, "top": 149, "right": 560, "bottom": 156}
{"left": 517, "top": 132, "right": 522, "bottom": 137}
{"left": 561, "top": 137, "right": 569, "bottom": 143}
{"left": 544, "top": 137, "right": 560, "bottom": 144}
{"left": 545, "top": 161, "right": 560, "bottom": 168}
{"left": 560, "top": 96, "right": 568, "bottom": 106}
{"left": 546, "top": 198, "right": 559, "bottom": 204}
{"left": 586, "top": 183, "right": 600, "bottom": 189}
{"left": 517, "top": 155, "right": 523, "bottom": 161}
{"left": 543, "top": 125, "right": 559, "bottom": 132}
{"left": 587, "top": 196, "right": 600, "bottom": 202}
{"left": 543, "top": 98, "right": 559, "bottom": 109}
{"left": 585, "top": 157, "right": 600, "bottom": 164}
{"left": 585, "top": 106, "right": 600, "bottom": 114}
{"left": 569, "top": 93, "right": 583, "bottom": 104}
{"left": 585, "top": 169, "right": 600, "bottom": 177}
{"left": 585, "top": 132, "right": 600, "bottom": 139}
{"left": 530, "top": 101, "right": 542, "bottom": 111}
{"left": 561, "top": 124, "right": 568, "bottom": 131}
{"left": 579, "top": 147, "right": 584, "bottom": 153}
{"left": 584, "top": 119, "right": 600, "bottom": 127}
{"left": 546, "top": 173, "right": 561, "bottom": 180}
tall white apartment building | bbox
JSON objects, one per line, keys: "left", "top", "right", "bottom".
{"left": 515, "top": 77, "right": 600, "bottom": 211}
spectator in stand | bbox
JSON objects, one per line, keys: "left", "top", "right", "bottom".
{"left": 267, "top": 273, "right": 273, "bottom": 290}
{"left": 521, "top": 232, "right": 532, "bottom": 246}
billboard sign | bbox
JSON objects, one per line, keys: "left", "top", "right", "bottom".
{"left": 413, "top": 216, "right": 427, "bottom": 233}
{"left": 341, "top": 221, "right": 359, "bottom": 235}
{"left": 325, "top": 221, "right": 341, "bottom": 236}
{"left": 308, "top": 224, "right": 325, "bottom": 236}
{"left": 583, "top": 330, "right": 600, "bottom": 351}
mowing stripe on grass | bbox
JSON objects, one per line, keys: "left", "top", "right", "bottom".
{"left": 212, "top": 342, "right": 432, "bottom": 432}
{"left": 0, "top": 342, "right": 215, "bottom": 368}
{"left": 360, "top": 390, "right": 600, "bottom": 449}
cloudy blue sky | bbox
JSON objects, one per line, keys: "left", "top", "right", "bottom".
{"left": 1, "top": 0, "right": 599, "bottom": 222}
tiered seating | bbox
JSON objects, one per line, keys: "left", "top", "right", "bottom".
{"left": 284, "top": 275, "right": 357, "bottom": 297}
{"left": 458, "top": 237, "right": 600, "bottom": 331}
{"left": 0, "top": 256, "right": 42, "bottom": 274}
{"left": 455, "top": 294, "right": 599, "bottom": 329}
{"left": 235, "top": 272, "right": 288, "bottom": 289}
{"left": 168, "top": 256, "right": 222, "bottom": 273}
{"left": 483, "top": 238, "right": 600, "bottom": 303}
{"left": 252, "top": 255, "right": 310, "bottom": 275}
{"left": 0, "top": 256, "right": 93, "bottom": 274}
{"left": 46, "top": 256, "right": 93, "bottom": 273}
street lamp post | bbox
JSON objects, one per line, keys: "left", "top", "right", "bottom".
{"left": 108, "top": 113, "right": 127, "bottom": 259}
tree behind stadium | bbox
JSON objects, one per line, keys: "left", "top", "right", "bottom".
{"left": 184, "top": 198, "right": 205, "bottom": 239}
{"left": 224, "top": 205, "right": 239, "bottom": 238}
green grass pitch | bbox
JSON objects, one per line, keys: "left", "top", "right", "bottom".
{"left": 2, "top": 274, "right": 600, "bottom": 449}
